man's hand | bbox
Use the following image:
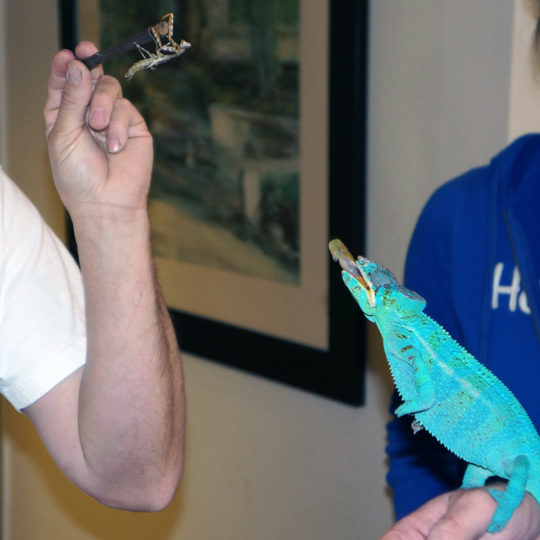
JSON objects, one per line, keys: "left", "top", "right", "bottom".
{"left": 380, "top": 488, "right": 540, "bottom": 540}
{"left": 44, "top": 41, "right": 153, "bottom": 217}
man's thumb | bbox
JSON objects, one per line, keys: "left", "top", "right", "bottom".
{"left": 53, "top": 60, "right": 92, "bottom": 135}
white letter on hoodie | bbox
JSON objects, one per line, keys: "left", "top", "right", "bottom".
{"left": 492, "top": 263, "right": 530, "bottom": 314}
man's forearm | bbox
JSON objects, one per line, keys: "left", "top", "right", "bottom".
{"left": 74, "top": 210, "right": 184, "bottom": 509}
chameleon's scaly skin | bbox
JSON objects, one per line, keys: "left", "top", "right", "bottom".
{"left": 329, "top": 239, "right": 540, "bottom": 533}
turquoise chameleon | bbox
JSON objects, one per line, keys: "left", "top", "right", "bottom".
{"left": 329, "top": 239, "right": 540, "bottom": 533}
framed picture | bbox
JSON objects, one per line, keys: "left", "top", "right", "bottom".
{"left": 59, "top": 0, "right": 367, "bottom": 405}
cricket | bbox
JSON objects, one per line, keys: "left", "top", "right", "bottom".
{"left": 124, "top": 12, "right": 191, "bottom": 80}
{"left": 79, "top": 12, "right": 191, "bottom": 79}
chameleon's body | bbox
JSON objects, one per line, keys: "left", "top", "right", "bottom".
{"left": 329, "top": 239, "right": 540, "bottom": 533}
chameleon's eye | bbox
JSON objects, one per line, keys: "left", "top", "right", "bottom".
{"left": 370, "top": 267, "right": 397, "bottom": 287}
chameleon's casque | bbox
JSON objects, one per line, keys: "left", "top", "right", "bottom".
{"left": 329, "top": 239, "right": 540, "bottom": 533}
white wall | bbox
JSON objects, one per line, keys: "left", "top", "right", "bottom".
{"left": 0, "top": 0, "right": 6, "bottom": 165}
{"left": 509, "top": 0, "right": 540, "bottom": 139}
{"left": 0, "top": 0, "right": 5, "bottom": 533}
{"left": 367, "top": 0, "right": 514, "bottom": 274}
{"left": 1, "top": 1, "right": 528, "bottom": 539}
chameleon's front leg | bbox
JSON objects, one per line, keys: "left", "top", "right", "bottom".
{"left": 384, "top": 345, "right": 436, "bottom": 417}
{"left": 394, "top": 375, "right": 436, "bottom": 417}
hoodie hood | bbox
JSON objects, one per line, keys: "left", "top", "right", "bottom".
{"left": 491, "top": 133, "right": 540, "bottom": 206}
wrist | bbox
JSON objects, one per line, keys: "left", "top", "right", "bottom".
{"left": 70, "top": 206, "right": 151, "bottom": 252}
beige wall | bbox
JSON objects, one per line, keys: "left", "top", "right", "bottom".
{"left": 1, "top": 2, "right": 66, "bottom": 234}
{"left": 0, "top": 0, "right": 528, "bottom": 538}
{"left": 367, "top": 0, "right": 514, "bottom": 272}
{"left": 509, "top": 0, "right": 540, "bottom": 139}
{"left": 0, "top": 0, "right": 6, "bottom": 164}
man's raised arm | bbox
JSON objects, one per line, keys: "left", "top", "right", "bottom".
{"left": 24, "top": 42, "right": 185, "bottom": 511}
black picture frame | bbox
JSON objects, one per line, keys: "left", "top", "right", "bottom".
{"left": 58, "top": 0, "right": 367, "bottom": 405}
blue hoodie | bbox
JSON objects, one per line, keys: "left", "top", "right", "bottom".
{"left": 386, "top": 134, "right": 540, "bottom": 519}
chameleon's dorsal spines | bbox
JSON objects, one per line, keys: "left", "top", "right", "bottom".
{"left": 328, "top": 238, "right": 540, "bottom": 534}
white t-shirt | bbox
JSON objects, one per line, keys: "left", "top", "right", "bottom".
{"left": 0, "top": 167, "right": 86, "bottom": 411}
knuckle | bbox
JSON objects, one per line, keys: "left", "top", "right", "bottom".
{"left": 101, "top": 74, "right": 121, "bottom": 88}
{"left": 93, "top": 75, "right": 122, "bottom": 98}
{"left": 116, "top": 96, "right": 131, "bottom": 108}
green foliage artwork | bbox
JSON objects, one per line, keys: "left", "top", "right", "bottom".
{"left": 99, "top": 0, "right": 300, "bottom": 283}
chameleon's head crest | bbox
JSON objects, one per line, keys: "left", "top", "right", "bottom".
{"left": 329, "top": 239, "right": 426, "bottom": 317}
{"left": 336, "top": 247, "right": 427, "bottom": 318}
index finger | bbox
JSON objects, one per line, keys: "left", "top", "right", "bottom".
{"left": 427, "top": 489, "right": 495, "bottom": 540}
{"left": 380, "top": 494, "right": 450, "bottom": 539}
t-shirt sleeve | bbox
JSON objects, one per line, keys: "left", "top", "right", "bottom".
{"left": 0, "top": 169, "right": 86, "bottom": 411}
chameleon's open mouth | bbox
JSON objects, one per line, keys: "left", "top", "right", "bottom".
{"left": 329, "top": 239, "right": 375, "bottom": 305}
